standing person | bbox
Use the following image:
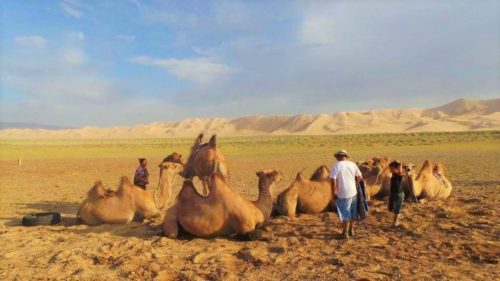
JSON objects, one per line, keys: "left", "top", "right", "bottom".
{"left": 134, "top": 158, "right": 149, "bottom": 190}
{"left": 388, "top": 161, "right": 404, "bottom": 227}
{"left": 330, "top": 150, "right": 362, "bottom": 239}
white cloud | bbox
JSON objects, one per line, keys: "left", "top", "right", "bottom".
{"left": 69, "top": 32, "right": 85, "bottom": 41}
{"left": 115, "top": 35, "right": 136, "bottom": 43}
{"left": 131, "top": 56, "right": 233, "bottom": 84}
{"left": 4, "top": 34, "right": 121, "bottom": 104}
{"left": 299, "top": 3, "right": 335, "bottom": 45}
{"left": 59, "top": 0, "right": 82, "bottom": 19}
{"left": 14, "top": 36, "right": 47, "bottom": 48}
{"left": 62, "top": 49, "right": 86, "bottom": 65}
{"left": 300, "top": 17, "right": 335, "bottom": 45}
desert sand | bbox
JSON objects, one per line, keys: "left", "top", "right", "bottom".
{"left": 0, "top": 133, "right": 498, "bottom": 280}
{"left": 0, "top": 98, "right": 498, "bottom": 139}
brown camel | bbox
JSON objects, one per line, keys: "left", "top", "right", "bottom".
{"left": 275, "top": 165, "right": 332, "bottom": 217}
{"left": 183, "top": 134, "right": 229, "bottom": 196}
{"left": 253, "top": 169, "right": 284, "bottom": 220}
{"left": 357, "top": 156, "right": 393, "bottom": 200}
{"left": 404, "top": 160, "right": 453, "bottom": 201}
{"left": 162, "top": 169, "right": 280, "bottom": 239}
{"left": 77, "top": 163, "right": 183, "bottom": 225}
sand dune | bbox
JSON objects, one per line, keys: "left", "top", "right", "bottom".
{"left": 1, "top": 98, "right": 498, "bottom": 138}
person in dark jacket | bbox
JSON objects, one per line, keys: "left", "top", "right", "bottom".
{"left": 388, "top": 161, "right": 404, "bottom": 226}
{"left": 134, "top": 158, "right": 149, "bottom": 190}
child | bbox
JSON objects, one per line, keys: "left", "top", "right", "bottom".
{"left": 389, "top": 161, "right": 404, "bottom": 226}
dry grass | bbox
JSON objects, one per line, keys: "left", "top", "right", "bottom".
{"left": 0, "top": 132, "right": 499, "bottom": 280}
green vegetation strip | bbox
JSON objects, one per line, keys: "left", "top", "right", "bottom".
{"left": 1, "top": 131, "right": 498, "bottom": 160}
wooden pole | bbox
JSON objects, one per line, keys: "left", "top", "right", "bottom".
{"left": 18, "top": 157, "right": 22, "bottom": 166}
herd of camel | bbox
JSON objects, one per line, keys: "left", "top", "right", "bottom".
{"left": 77, "top": 134, "right": 453, "bottom": 238}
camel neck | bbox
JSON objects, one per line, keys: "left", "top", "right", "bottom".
{"left": 255, "top": 178, "right": 274, "bottom": 220}
{"left": 156, "top": 172, "right": 173, "bottom": 208}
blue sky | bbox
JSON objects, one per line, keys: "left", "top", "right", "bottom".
{"left": 1, "top": 0, "right": 498, "bottom": 127}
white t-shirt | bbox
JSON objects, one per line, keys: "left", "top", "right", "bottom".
{"left": 330, "top": 160, "right": 362, "bottom": 199}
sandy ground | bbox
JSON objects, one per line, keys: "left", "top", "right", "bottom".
{"left": 0, "top": 150, "right": 499, "bottom": 280}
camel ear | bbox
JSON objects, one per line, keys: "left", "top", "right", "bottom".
{"left": 209, "top": 134, "right": 217, "bottom": 148}
{"left": 194, "top": 134, "right": 204, "bottom": 146}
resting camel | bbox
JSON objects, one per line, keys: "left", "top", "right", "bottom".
{"left": 357, "top": 156, "right": 393, "bottom": 200}
{"left": 183, "top": 134, "right": 229, "bottom": 196}
{"left": 162, "top": 169, "right": 281, "bottom": 239}
{"left": 77, "top": 162, "right": 183, "bottom": 225}
{"left": 275, "top": 165, "right": 333, "bottom": 217}
{"left": 403, "top": 160, "right": 452, "bottom": 202}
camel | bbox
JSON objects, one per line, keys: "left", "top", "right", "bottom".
{"left": 154, "top": 161, "right": 185, "bottom": 210}
{"left": 77, "top": 162, "right": 183, "bottom": 225}
{"left": 252, "top": 169, "right": 284, "bottom": 220}
{"left": 183, "top": 134, "right": 229, "bottom": 196}
{"left": 403, "top": 160, "right": 453, "bottom": 202}
{"left": 162, "top": 169, "right": 281, "bottom": 239}
{"left": 357, "top": 156, "right": 393, "bottom": 200}
{"left": 275, "top": 165, "right": 333, "bottom": 217}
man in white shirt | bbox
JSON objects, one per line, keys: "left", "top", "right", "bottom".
{"left": 330, "top": 149, "right": 362, "bottom": 239}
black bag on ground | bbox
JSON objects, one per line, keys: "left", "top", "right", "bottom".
{"left": 22, "top": 212, "right": 61, "bottom": 226}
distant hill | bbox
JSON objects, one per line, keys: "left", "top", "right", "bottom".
{"left": 0, "top": 122, "right": 72, "bottom": 130}
{"left": 0, "top": 98, "right": 498, "bottom": 138}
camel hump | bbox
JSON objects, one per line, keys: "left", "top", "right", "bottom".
{"left": 209, "top": 134, "right": 217, "bottom": 148}
{"left": 88, "top": 181, "right": 106, "bottom": 198}
{"left": 296, "top": 172, "right": 306, "bottom": 181}
{"left": 433, "top": 162, "right": 446, "bottom": 175}
{"left": 120, "top": 176, "right": 132, "bottom": 186}
{"left": 421, "top": 160, "right": 432, "bottom": 170}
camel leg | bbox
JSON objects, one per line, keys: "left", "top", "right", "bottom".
{"left": 230, "top": 217, "right": 257, "bottom": 236}
{"left": 281, "top": 192, "right": 298, "bottom": 217}
{"left": 162, "top": 205, "right": 179, "bottom": 238}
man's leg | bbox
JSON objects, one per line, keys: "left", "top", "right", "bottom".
{"left": 341, "top": 221, "right": 349, "bottom": 239}
{"left": 393, "top": 214, "right": 400, "bottom": 226}
{"left": 348, "top": 221, "right": 355, "bottom": 237}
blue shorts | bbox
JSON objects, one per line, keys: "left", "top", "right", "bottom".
{"left": 336, "top": 196, "right": 358, "bottom": 221}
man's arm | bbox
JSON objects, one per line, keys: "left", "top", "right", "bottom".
{"left": 330, "top": 178, "right": 337, "bottom": 198}
{"left": 355, "top": 165, "right": 363, "bottom": 183}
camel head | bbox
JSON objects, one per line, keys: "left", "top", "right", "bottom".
{"left": 403, "top": 163, "right": 416, "bottom": 176}
{"left": 358, "top": 159, "right": 383, "bottom": 179}
{"left": 183, "top": 134, "right": 229, "bottom": 181}
{"left": 256, "top": 169, "right": 283, "bottom": 188}
{"left": 158, "top": 162, "right": 184, "bottom": 186}
{"left": 162, "top": 152, "right": 183, "bottom": 165}
{"left": 159, "top": 162, "right": 184, "bottom": 175}
{"left": 310, "top": 165, "right": 330, "bottom": 181}
{"left": 372, "top": 156, "right": 391, "bottom": 167}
